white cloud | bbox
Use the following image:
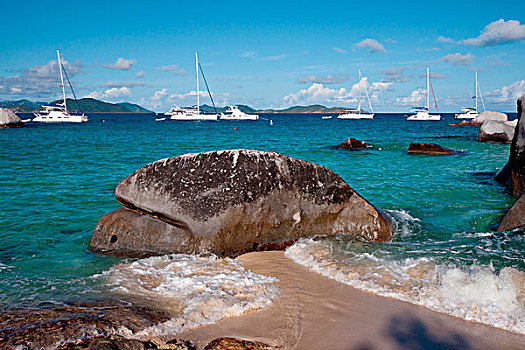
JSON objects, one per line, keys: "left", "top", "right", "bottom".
{"left": 354, "top": 39, "right": 387, "bottom": 53}
{"left": 136, "top": 70, "right": 145, "bottom": 78}
{"left": 10, "top": 87, "right": 22, "bottom": 94}
{"left": 296, "top": 74, "right": 349, "bottom": 85}
{"left": 396, "top": 88, "right": 426, "bottom": 105}
{"left": 85, "top": 86, "right": 131, "bottom": 100}
{"left": 437, "top": 36, "right": 455, "bottom": 44}
{"left": 156, "top": 65, "right": 187, "bottom": 75}
{"left": 240, "top": 51, "right": 256, "bottom": 58}
{"left": 104, "top": 81, "right": 145, "bottom": 88}
{"left": 427, "top": 47, "right": 441, "bottom": 52}
{"left": 139, "top": 89, "right": 169, "bottom": 109}
{"left": 102, "top": 57, "right": 137, "bottom": 70}
{"left": 260, "top": 54, "right": 288, "bottom": 61}
{"left": 460, "top": 19, "right": 525, "bottom": 46}
{"left": 382, "top": 68, "right": 409, "bottom": 83}
{"left": 333, "top": 47, "right": 347, "bottom": 54}
{"left": 486, "top": 80, "right": 525, "bottom": 102}
{"left": 440, "top": 53, "right": 475, "bottom": 66}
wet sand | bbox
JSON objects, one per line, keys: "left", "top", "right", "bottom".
{"left": 178, "top": 251, "right": 525, "bottom": 350}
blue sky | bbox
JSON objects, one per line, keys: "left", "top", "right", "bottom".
{"left": 1, "top": 0, "right": 524, "bottom": 112}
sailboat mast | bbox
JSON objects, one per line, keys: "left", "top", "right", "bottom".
{"left": 360, "top": 70, "right": 374, "bottom": 114}
{"left": 475, "top": 70, "right": 478, "bottom": 113}
{"left": 357, "top": 70, "right": 362, "bottom": 113}
{"left": 195, "top": 52, "right": 200, "bottom": 115}
{"left": 57, "top": 50, "right": 67, "bottom": 113}
{"left": 426, "top": 67, "right": 430, "bottom": 110}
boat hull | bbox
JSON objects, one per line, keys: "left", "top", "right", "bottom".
{"left": 169, "top": 113, "right": 218, "bottom": 121}
{"left": 32, "top": 112, "right": 87, "bottom": 123}
{"left": 337, "top": 113, "right": 374, "bottom": 120}
{"left": 407, "top": 112, "right": 441, "bottom": 121}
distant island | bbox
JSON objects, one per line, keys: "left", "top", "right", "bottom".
{"left": 1, "top": 99, "right": 349, "bottom": 114}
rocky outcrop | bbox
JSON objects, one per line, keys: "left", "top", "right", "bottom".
{"left": 449, "top": 111, "right": 508, "bottom": 126}
{"left": 336, "top": 138, "right": 372, "bottom": 149}
{"left": 86, "top": 336, "right": 196, "bottom": 350}
{"left": 498, "top": 194, "right": 525, "bottom": 231}
{"left": 204, "top": 337, "right": 273, "bottom": 350}
{"left": 0, "top": 108, "right": 23, "bottom": 128}
{"left": 478, "top": 119, "right": 516, "bottom": 143}
{"left": 91, "top": 150, "right": 393, "bottom": 258}
{"left": 495, "top": 94, "right": 525, "bottom": 197}
{"left": 407, "top": 143, "right": 454, "bottom": 155}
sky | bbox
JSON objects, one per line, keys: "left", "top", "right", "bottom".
{"left": 1, "top": 0, "right": 524, "bottom": 112}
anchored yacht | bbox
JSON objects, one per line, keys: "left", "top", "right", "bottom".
{"left": 220, "top": 106, "right": 259, "bottom": 120}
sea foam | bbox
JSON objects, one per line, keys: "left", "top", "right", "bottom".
{"left": 96, "top": 254, "right": 279, "bottom": 337}
{"left": 285, "top": 237, "right": 525, "bottom": 334}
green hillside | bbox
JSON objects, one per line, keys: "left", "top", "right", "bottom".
{"left": 49, "top": 98, "right": 153, "bottom": 113}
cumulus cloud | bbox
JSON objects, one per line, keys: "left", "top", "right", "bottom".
{"left": 440, "top": 53, "right": 475, "bottom": 66}
{"left": 460, "top": 19, "right": 525, "bottom": 46}
{"left": 382, "top": 68, "right": 409, "bottom": 83}
{"left": 354, "top": 39, "right": 387, "bottom": 53}
{"left": 102, "top": 57, "right": 137, "bottom": 70}
{"left": 396, "top": 88, "right": 426, "bottom": 105}
{"left": 296, "top": 74, "right": 349, "bottom": 85}
{"left": 156, "top": 65, "right": 187, "bottom": 75}
{"left": 437, "top": 36, "right": 455, "bottom": 44}
{"left": 486, "top": 80, "right": 525, "bottom": 102}
{"left": 136, "top": 70, "right": 145, "bottom": 78}
{"left": 333, "top": 47, "right": 347, "bottom": 54}
{"left": 139, "top": 88, "right": 169, "bottom": 109}
{"left": 0, "top": 58, "right": 82, "bottom": 98}
{"left": 85, "top": 86, "right": 131, "bottom": 100}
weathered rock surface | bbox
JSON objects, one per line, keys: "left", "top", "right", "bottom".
{"left": 449, "top": 111, "right": 508, "bottom": 126}
{"left": 495, "top": 94, "right": 525, "bottom": 197}
{"left": 204, "top": 337, "right": 274, "bottom": 350}
{"left": 0, "top": 108, "right": 23, "bottom": 128}
{"left": 336, "top": 138, "right": 372, "bottom": 149}
{"left": 407, "top": 143, "right": 454, "bottom": 155}
{"left": 498, "top": 194, "right": 525, "bottom": 231}
{"left": 478, "top": 119, "right": 516, "bottom": 143}
{"left": 85, "top": 335, "right": 196, "bottom": 350}
{"left": 91, "top": 150, "right": 393, "bottom": 258}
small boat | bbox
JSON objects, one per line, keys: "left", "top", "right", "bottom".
{"left": 455, "top": 70, "right": 485, "bottom": 119}
{"left": 33, "top": 50, "right": 88, "bottom": 123}
{"left": 406, "top": 67, "right": 440, "bottom": 121}
{"left": 270, "top": 119, "right": 273, "bottom": 126}
{"left": 220, "top": 106, "right": 259, "bottom": 120}
{"left": 322, "top": 116, "right": 332, "bottom": 119}
{"left": 21, "top": 119, "right": 32, "bottom": 123}
{"left": 165, "top": 52, "right": 219, "bottom": 121}
{"left": 337, "top": 70, "right": 374, "bottom": 120}
{"left": 155, "top": 117, "right": 166, "bottom": 122}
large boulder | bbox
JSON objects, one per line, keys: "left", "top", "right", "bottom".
{"left": 407, "top": 143, "right": 454, "bottom": 155}
{"left": 495, "top": 94, "right": 525, "bottom": 197}
{"left": 0, "top": 108, "right": 23, "bottom": 128}
{"left": 336, "top": 138, "right": 372, "bottom": 149}
{"left": 478, "top": 119, "right": 516, "bottom": 143}
{"left": 91, "top": 150, "right": 394, "bottom": 257}
{"left": 472, "top": 111, "right": 508, "bottom": 126}
{"left": 498, "top": 194, "right": 525, "bottom": 231}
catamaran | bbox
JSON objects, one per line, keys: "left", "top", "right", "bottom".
{"left": 406, "top": 67, "right": 440, "bottom": 121}
{"left": 33, "top": 50, "right": 87, "bottom": 123}
{"left": 166, "top": 52, "right": 219, "bottom": 121}
{"left": 220, "top": 105, "right": 259, "bottom": 120}
{"left": 337, "top": 70, "right": 374, "bottom": 119}
{"left": 455, "top": 70, "right": 486, "bottom": 119}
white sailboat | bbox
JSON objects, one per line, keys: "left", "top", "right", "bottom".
{"left": 407, "top": 67, "right": 440, "bottom": 121}
{"left": 337, "top": 70, "right": 374, "bottom": 119}
{"left": 220, "top": 105, "right": 259, "bottom": 120}
{"left": 33, "top": 50, "right": 88, "bottom": 123}
{"left": 167, "top": 52, "right": 219, "bottom": 121}
{"left": 455, "top": 70, "right": 486, "bottom": 119}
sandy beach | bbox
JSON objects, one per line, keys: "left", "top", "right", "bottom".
{"left": 177, "top": 251, "right": 525, "bottom": 350}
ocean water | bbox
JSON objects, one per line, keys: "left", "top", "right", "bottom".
{"left": 1, "top": 112, "right": 523, "bottom": 336}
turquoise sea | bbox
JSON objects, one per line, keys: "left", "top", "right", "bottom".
{"left": 1, "top": 113, "right": 524, "bottom": 335}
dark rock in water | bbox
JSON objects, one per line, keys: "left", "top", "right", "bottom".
{"left": 407, "top": 143, "right": 454, "bottom": 155}
{"left": 0, "top": 301, "right": 172, "bottom": 349}
{"left": 85, "top": 335, "right": 196, "bottom": 350}
{"left": 204, "top": 337, "right": 274, "bottom": 350}
{"left": 449, "top": 120, "right": 477, "bottom": 126}
{"left": 91, "top": 150, "right": 393, "bottom": 258}
{"left": 478, "top": 120, "right": 516, "bottom": 143}
{"left": 495, "top": 94, "right": 525, "bottom": 197}
{"left": 498, "top": 194, "right": 525, "bottom": 231}
{"left": 0, "top": 108, "right": 23, "bottom": 128}
{"left": 336, "top": 138, "right": 372, "bottom": 149}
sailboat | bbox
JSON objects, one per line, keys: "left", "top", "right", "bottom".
{"left": 166, "top": 52, "right": 219, "bottom": 121}
{"left": 455, "top": 70, "right": 486, "bottom": 119}
{"left": 33, "top": 50, "right": 88, "bottom": 123}
{"left": 406, "top": 67, "right": 440, "bottom": 121}
{"left": 337, "top": 70, "right": 374, "bottom": 119}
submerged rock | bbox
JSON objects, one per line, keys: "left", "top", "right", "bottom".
{"left": 336, "top": 138, "right": 372, "bottom": 149}
{"left": 478, "top": 120, "right": 516, "bottom": 143}
{"left": 0, "top": 108, "right": 23, "bottom": 128}
{"left": 495, "top": 94, "right": 525, "bottom": 197}
{"left": 204, "top": 337, "right": 274, "bottom": 350}
{"left": 407, "top": 143, "right": 454, "bottom": 155}
{"left": 91, "top": 150, "right": 393, "bottom": 258}
{"left": 498, "top": 194, "right": 525, "bottom": 231}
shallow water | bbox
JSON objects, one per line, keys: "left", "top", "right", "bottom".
{"left": 0, "top": 112, "right": 521, "bottom": 334}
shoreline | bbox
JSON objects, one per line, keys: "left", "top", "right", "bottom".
{"left": 177, "top": 251, "right": 525, "bottom": 350}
